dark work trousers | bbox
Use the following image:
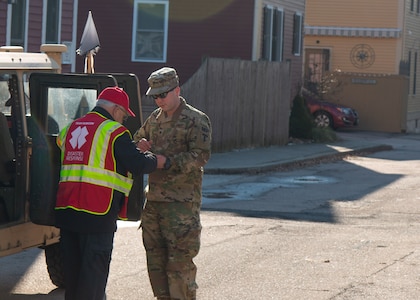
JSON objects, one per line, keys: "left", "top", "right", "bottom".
{"left": 60, "top": 229, "right": 114, "bottom": 300}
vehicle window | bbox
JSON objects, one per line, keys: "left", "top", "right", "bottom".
{"left": 47, "top": 87, "right": 97, "bottom": 133}
{"left": 0, "top": 73, "right": 30, "bottom": 115}
{"left": 0, "top": 77, "right": 10, "bottom": 115}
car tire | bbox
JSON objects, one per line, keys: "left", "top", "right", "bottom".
{"left": 314, "top": 111, "right": 333, "bottom": 128}
{"left": 44, "top": 242, "right": 65, "bottom": 288}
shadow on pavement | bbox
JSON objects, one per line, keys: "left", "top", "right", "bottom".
{"left": 202, "top": 153, "right": 402, "bottom": 223}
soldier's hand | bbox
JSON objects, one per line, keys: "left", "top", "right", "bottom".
{"left": 156, "top": 155, "right": 166, "bottom": 169}
{"left": 136, "top": 138, "right": 152, "bottom": 152}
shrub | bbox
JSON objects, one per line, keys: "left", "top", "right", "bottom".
{"left": 289, "top": 94, "right": 339, "bottom": 143}
{"left": 289, "top": 95, "right": 314, "bottom": 139}
{"left": 311, "top": 127, "right": 338, "bottom": 143}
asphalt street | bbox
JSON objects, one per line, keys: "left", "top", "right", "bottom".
{"left": 0, "top": 130, "right": 419, "bottom": 299}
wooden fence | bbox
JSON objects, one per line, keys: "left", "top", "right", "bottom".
{"left": 142, "top": 58, "right": 292, "bottom": 153}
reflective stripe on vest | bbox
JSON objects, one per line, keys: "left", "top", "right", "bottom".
{"left": 60, "top": 164, "right": 132, "bottom": 196}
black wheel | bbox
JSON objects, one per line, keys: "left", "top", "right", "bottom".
{"left": 314, "top": 111, "right": 333, "bottom": 128}
{"left": 44, "top": 242, "right": 65, "bottom": 288}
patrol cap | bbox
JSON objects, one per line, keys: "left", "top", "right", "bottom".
{"left": 98, "top": 86, "right": 135, "bottom": 117}
{"left": 146, "top": 67, "right": 179, "bottom": 96}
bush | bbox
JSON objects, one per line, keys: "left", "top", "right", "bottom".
{"left": 289, "top": 95, "right": 314, "bottom": 139}
{"left": 311, "top": 127, "right": 338, "bottom": 143}
{"left": 289, "top": 94, "right": 339, "bottom": 143}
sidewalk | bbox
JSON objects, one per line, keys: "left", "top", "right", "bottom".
{"left": 205, "top": 131, "right": 395, "bottom": 174}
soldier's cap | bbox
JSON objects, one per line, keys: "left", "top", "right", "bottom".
{"left": 146, "top": 67, "right": 179, "bottom": 96}
{"left": 98, "top": 86, "right": 135, "bottom": 117}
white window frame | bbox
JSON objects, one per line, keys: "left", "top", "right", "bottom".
{"left": 131, "top": 0, "right": 169, "bottom": 63}
{"left": 42, "top": 0, "right": 62, "bottom": 44}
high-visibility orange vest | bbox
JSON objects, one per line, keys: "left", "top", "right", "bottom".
{"left": 55, "top": 111, "right": 133, "bottom": 219}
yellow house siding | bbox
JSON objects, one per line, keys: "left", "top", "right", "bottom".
{"left": 303, "top": 0, "right": 420, "bottom": 132}
{"left": 306, "top": 0, "right": 402, "bottom": 28}
{"left": 305, "top": 0, "right": 404, "bottom": 75}
{"left": 305, "top": 36, "right": 400, "bottom": 74}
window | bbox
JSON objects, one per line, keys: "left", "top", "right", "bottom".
{"left": 292, "top": 13, "right": 303, "bottom": 56}
{"left": 304, "top": 49, "right": 330, "bottom": 92}
{"left": 10, "top": 0, "right": 27, "bottom": 47}
{"left": 47, "top": 88, "right": 97, "bottom": 132}
{"left": 411, "top": 0, "right": 414, "bottom": 11}
{"left": 132, "top": 0, "right": 169, "bottom": 62}
{"left": 44, "top": 0, "right": 61, "bottom": 44}
{"left": 262, "top": 6, "right": 284, "bottom": 61}
{"left": 417, "top": 0, "right": 420, "bottom": 13}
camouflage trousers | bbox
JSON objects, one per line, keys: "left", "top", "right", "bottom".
{"left": 141, "top": 201, "right": 201, "bottom": 300}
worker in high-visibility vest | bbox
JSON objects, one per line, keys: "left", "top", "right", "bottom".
{"left": 55, "top": 86, "right": 165, "bottom": 300}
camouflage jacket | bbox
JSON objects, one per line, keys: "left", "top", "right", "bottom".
{"left": 133, "top": 97, "right": 212, "bottom": 203}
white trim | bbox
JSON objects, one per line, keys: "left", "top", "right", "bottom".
{"left": 24, "top": 0, "right": 29, "bottom": 50}
{"left": 305, "top": 26, "right": 402, "bottom": 38}
{"left": 251, "top": 0, "right": 261, "bottom": 61}
{"left": 71, "top": 0, "right": 78, "bottom": 72}
{"left": 6, "top": 4, "right": 11, "bottom": 45}
{"left": 42, "top": 0, "right": 47, "bottom": 42}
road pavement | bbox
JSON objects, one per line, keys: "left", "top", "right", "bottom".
{"left": 0, "top": 130, "right": 419, "bottom": 299}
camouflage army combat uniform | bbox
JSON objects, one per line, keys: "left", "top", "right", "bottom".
{"left": 133, "top": 67, "right": 212, "bottom": 300}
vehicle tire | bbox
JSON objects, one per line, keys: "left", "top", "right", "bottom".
{"left": 314, "top": 111, "right": 333, "bottom": 128}
{"left": 44, "top": 242, "right": 65, "bottom": 288}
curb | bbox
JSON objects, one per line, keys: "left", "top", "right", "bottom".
{"left": 204, "top": 144, "right": 393, "bottom": 175}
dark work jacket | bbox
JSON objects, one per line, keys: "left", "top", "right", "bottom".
{"left": 55, "top": 106, "right": 157, "bottom": 233}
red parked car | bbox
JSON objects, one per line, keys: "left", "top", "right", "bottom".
{"left": 303, "top": 91, "right": 359, "bottom": 129}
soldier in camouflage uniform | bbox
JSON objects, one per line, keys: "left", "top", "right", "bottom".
{"left": 133, "top": 67, "right": 212, "bottom": 300}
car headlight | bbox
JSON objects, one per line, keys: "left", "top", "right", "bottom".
{"left": 337, "top": 107, "right": 352, "bottom": 115}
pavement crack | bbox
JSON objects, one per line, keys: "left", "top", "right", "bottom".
{"left": 329, "top": 251, "right": 416, "bottom": 299}
{"left": 369, "top": 250, "right": 415, "bottom": 276}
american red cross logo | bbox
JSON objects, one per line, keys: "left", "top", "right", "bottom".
{"left": 69, "top": 126, "right": 89, "bottom": 149}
